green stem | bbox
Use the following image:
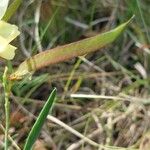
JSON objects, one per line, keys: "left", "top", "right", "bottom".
{"left": 3, "top": 67, "right": 10, "bottom": 150}
{"left": 4, "top": 92, "right": 10, "bottom": 150}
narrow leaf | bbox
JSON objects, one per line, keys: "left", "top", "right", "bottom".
{"left": 2, "top": 0, "right": 22, "bottom": 21}
{"left": 0, "top": 0, "right": 9, "bottom": 20}
{"left": 23, "top": 88, "right": 56, "bottom": 150}
{"left": 10, "top": 17, "right": 134, "bottom": 80}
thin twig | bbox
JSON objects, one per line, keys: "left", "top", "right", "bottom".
{"left": 47, "top": 115, "right": 100, "bottom": 148}
{"left": 34, "top": 0, "right": 43, "bottom": 52}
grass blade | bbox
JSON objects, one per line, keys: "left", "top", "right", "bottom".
{"left": 23, "top": 88, "right": 57, "bottom": 150}
{"left": 10, "top": 16, "right": 134, "bottom": 80}
{"left": 3, "top": 0, "right": 22, "bottom": 21}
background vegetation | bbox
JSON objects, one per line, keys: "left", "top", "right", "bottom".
{"left": 0, "top": 0, "right": 150, "bottom": 149}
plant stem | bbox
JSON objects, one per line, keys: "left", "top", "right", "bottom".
{"left": 3, "top": 67, "right": 10, "bottom": 150}
{"left": 4, "top": 91, "right": 10, "bottom": 150}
